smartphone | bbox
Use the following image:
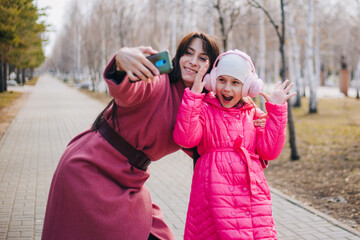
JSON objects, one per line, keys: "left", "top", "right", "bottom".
{"left": 147, "top": 51, "right": 173, "bottom": 74}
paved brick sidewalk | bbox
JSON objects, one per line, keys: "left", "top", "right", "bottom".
{"left": 0, "top": 75, "right": 359, "bottom": 239}
{"left": 147, "top": 152, "right": 360, "bottom": 240}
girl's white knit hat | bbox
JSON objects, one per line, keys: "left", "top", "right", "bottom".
{"left": 216, "top": 54, "right": 251, "bottom": 83}
{"left": 203, "top": 49, "right": 263, "bottom": 97}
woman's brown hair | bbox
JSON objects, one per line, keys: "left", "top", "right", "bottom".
{"left": 168, "top": 31, "right": 220, "bottom": 83}
{"left": 168, "top": 32, "right": 220, "bottom": 167}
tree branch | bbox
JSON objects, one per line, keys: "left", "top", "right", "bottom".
{"left": 247, "top": 0, "right": 283, "bottom": 42}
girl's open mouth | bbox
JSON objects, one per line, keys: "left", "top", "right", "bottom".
{"left": 223, "top": 95, "right": 233, "bottom": 102}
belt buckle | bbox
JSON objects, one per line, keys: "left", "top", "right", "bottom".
{"left": 130, "top": 151, "right": 151, "bottom": 171}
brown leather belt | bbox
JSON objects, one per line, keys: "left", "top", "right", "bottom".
{"left": 97, "top": 117, "right": 151, "bottom": 171}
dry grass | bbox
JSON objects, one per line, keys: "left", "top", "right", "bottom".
{"left": 0, "top": 91, "right": 29, "bottom": 138}
{"left": 265, "top": 97, "right": 360, "bottom": 231}
{"left": 0, "top": 91, "right": 22, "bottom": 109}
{"left": 0, "top": 76, "right": 38, "bottom": 137}
{"left": 25, "top": 76, "right": 39, "bottom": 86}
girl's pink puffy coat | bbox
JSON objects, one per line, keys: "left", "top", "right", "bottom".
{"left": 174, "top": 88, "right": 288, "bottom": 240}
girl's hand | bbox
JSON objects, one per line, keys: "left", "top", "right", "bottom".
{"left": 259, "top": 80, "right": 297, "bottom": 105}
{"left": 254, "top": 114, "right": 267, "bottom": 128}
{"left": 191, "top": 60, "right": 209, "bottom": 93}
{"left": 115, "top": 46, "right": 160, "bottom": 82}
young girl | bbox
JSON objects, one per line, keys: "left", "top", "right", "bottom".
{"left": 173, "top": 50, "right": 296, "bottom": 240}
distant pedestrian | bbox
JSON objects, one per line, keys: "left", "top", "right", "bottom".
{"left": 173, "top": 50, "right": 296, "bottom": 239}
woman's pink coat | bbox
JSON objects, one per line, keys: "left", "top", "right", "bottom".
{"left": 174, "top": 88, "right": 288, "bottom": 240}
{"left": 42, "top": 57, "right": 185, "bottom": 240}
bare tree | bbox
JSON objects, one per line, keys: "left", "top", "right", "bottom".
{"left": 82, "top": 10, "right": 102, "bottom": 91}
{"left": 114, "top": 0, "right": 135, "bottom": 48}
{"left": 214, "top": 0, "right": 241, "bottom": 50}
{"left": 43, "top": 0, "right": 360, "bottom": 103}
{"left": 249, "top": 0, "right": 300, "bottom": 161}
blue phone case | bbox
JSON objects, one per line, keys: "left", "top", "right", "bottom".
{"left": 147, "top": 51, "right": 173, "bottom": 74}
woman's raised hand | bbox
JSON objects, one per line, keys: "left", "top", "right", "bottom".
{"left": 259, "top": 80, "right": 297, "bottom": 105}
{"left": 115, "top": 46, "right": 160, "bottom": 82}
{"left": 191, "top": 60, "right": 209, "bottom": 93}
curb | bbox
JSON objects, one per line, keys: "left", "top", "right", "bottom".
{"left": 270, "top": 186, "right": 360, "bottom": 237}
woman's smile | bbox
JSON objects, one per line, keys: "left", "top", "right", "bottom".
{"left": 184, "top": 67, "right": 197, "bottom": 74}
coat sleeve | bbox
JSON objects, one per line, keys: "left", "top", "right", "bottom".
{"left": 256, "top": 102, "right": 288, "bottom": 160}
{"left": 103, "top": 55, "right": 168, "bottom": 108}
{"left": 173, "top": 88, "right": 205, "bottom": 149}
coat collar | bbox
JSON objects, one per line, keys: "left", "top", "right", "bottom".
{"left": 204, "top": 92, "right": 255, "bottom": 112}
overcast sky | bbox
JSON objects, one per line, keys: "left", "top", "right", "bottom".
{"left": 35, "top": 0, "right": 71, "bottom": 57}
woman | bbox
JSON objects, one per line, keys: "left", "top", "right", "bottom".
{"left": 42, "top": 32, "right": 221, "bottom": 240}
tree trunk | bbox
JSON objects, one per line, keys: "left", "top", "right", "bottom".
{"left": 314, "top": 25, "right": 321, "bottom": 95}
{"left": 356, "top": 0, "right": 360, "bottom": 99}
{"left": 29, "top": 68, "right": 34, "bottom": 80}
{"left": 279, "top": 0, "right": 299, "bottom": 160}
{"left": 182, "top": 0, "right": 186, "bottom": 35}
{"left": 3, "top": 62, "right": 8, "bottom": 91}
{"left": 208, "top": 0, "right": 214, "bottom": 34}
{"left": 355, "top": 56, "right": 360, "bottom": 99}
{"left": 286, "top": 4, "right": 302, "bottom": 107}
{"left": 22, "top": 69, "right": 26, "bottom": 85}
{"left": 258, "top": 9, "right": 266, "bottom": 111}
{"left": 305, "top": 0, "right": 317, "bottom": 114}
{"left": 216, "top": 0, "right": 227, "bottom": 50}
{"left": 274, "top": 51, "right": 280, "bottom": 83}
{"left": 16, "top": 68, "right": 20, "bottom": 85}
{"left": 170, "top": 0, "right": 177, "bottom": 57}
{"left": 0, "top": 58, "right": 3, "bottom": 93}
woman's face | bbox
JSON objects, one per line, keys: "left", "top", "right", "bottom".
{"left": 179, "top": 38, "right": 210, "bottom": 87}
{"left": 215, "top": 75, "right": 243, "bottom": 108}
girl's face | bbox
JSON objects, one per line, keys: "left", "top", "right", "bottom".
{"left": 216, "top": 75, "right": 243, "bottom": 108}
{"left": 179, "top": 38, "right": 210, "bottom": 87}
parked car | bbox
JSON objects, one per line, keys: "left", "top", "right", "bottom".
{"left": 76, "top": 80, "right": 92, "bottom": 90}
{"left": 7, "top": 80, "right": 18, "bottom": 86}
